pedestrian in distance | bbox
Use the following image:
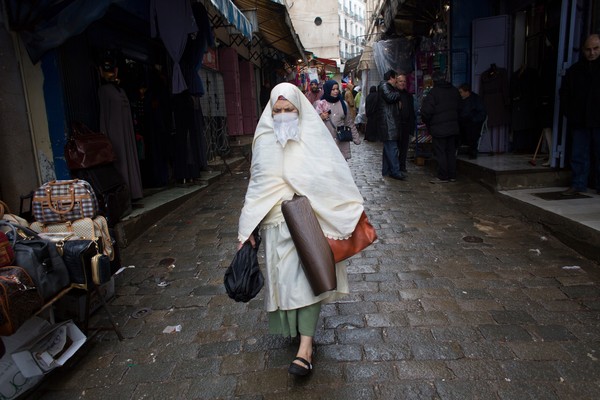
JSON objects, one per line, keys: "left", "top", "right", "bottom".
{"left": 377, "top": 69, "right": 405, "bottom": 180}
{"left": 319, "top": 79, "right": 361, "bottom": 160}
{"left": 344, "top": 82, "right": 357, "bottom": 120}
{"left": 364, "top": 85, "right": 379, "bottom": 142}
{"left": 458, "top": 83, "right": 487, "bottom": 160}
{"left": 305, "top": 79, "right": 323, "bottom": 106}
{"left": 559, "top": 33, "right": 600, "bottom": 196}
{"left": 237, "top": 82, "right": 365, "bottom": 377}
{"left": 395, "top": 73, "right": 416, "bottom": 174}
{"left": 420, "top": 71, "right": 462, "bottom": 183}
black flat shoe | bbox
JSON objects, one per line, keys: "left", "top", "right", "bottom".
{"left": 288, "top": 357, "right": 313, "bottom": 376}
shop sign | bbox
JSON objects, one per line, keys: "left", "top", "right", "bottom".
{"left": 203, "top": 48, "right": 219, "bottom": 71}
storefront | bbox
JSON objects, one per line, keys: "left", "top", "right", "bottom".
{"left": 0, "top": 0, "right": 306, "bottom": 212}
{"left": 361, "top": 0, "right": 598, "bottom": 166}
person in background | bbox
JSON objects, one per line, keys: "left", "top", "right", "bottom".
{"left": 344, "top": 82, "right": 357, "bottom": 120}
{"left": 421, "top": 71, "right": 462, "bottom": 183}
{"left": 377, "top": 70, "right": 405, "bottom": 180}
{"left": 260, "top": 80, "right": 272, "bottom": 109}
{"left": 458, "top": 83, "right": 487, "bottom": 159}
{"left": 559, "top": 33, "right": 600, "bottom": 196}
{"left": 354, "top": 86, "right": 365, "bottom": 135}
{"left": 305, "top": 79, "right": 323, "bottom": 106}
{"left": 318, "top": 80, "right": 361, "bottom": 160}
{"left": 395, "top": 73, "right": 415, "bottom": 174}
{"left": 237, "top": 82, "right": 364, "bottom": 377}
{"left": 364, "top": 86, "right": 379, "bottom": 142}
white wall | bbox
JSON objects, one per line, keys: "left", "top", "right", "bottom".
{"left": 287, "top": 0, "right": 339, "bottom": 59}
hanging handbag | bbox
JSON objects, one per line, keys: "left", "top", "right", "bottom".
{"left": 1, "top": 222, "right": 71, "bottom": 301}
{"left": 65, "top": 121, "right": 116, "bottom": 170}
{"left": 0, "top": 266, "right": 44, "bottom": 336}
{"left": 55, "top": 239, "right": 98, "bottom": 288}
{"left": 91, "top": 239, "right": 111, "bottom": 286}
{"left": 224, "top": 229, "right": 264, "bottom": 302}
{"left": 327, "top": 119, "right": 353, "bottom": 142}
{"left": 327, "top": 211, "right": 377, "bottom": 263}
{"left": 30, "top": 215, "right": 114, "bottom": 261}
{"left": 281, "top": 195, "right": 337, "bottom": 296}
{"left": 32, "top": 179, "right": 99, "bottom": 224}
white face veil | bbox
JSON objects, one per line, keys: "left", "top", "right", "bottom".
{"left": 238, "top": 83, "right": 364, "bottom": 242}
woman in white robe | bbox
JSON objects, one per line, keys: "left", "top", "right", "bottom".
{"left": 238, "top": 83, "right": 364, "bottom": 376}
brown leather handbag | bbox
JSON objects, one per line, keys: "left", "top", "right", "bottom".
{"left": 0, "top": 266, "right": 44, "bottom": 336}
{"left": 65, "top": 122, "right": 116, "bottom": 170}
{"left": 281, "top": 195, "right": 336, "bottom": 296}
{"left": 327, "top": 211, "right": 377, "bottom": 263}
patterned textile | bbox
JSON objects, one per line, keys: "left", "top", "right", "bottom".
{"left": 32, "top": 180, "right": 98, "bottom": 224}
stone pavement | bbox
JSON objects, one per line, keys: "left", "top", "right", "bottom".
{"left": 33, "top": 140, "right": 600, "bottom": 399}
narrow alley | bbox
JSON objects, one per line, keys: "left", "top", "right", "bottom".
{"left": 34, "top": 140, "right": 600, "bottom": 400}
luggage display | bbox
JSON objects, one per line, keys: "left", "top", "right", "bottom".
{"left": 32, "top": 180, "right": 99, "bottom": 224}
{"left": 0, "top": 266, "right": 44, "bottom": 336}
{"left": 1, "top": 222, "right": 71, "bottom": 302}
{"left": 30, "top": 216, "right": 115, "bottom": 261}
{"left": 72, "top": 164, "right": 132, "bottom": 226}
{"left": 55, "top": 239, "right": 97, "bottom": 287}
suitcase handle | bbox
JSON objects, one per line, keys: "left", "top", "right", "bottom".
{"left": 45, "top": 186, "right": 76, "bottom": 215}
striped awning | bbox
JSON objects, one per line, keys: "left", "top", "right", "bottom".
{"left": 210, "top": 0, "right": 253, "bottom": 40}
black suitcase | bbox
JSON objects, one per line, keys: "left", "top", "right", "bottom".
{"left": 72, "top": 164, "right": 132, "bottom": 226}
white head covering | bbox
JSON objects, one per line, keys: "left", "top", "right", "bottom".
{"left": 238, "top": 82, "right": 364, "bottom": 241}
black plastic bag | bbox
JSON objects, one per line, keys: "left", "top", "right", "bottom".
{"left": 224, "top": 230, "right": 264, "bottom": 302}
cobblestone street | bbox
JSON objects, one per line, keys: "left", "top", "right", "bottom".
{"left": 36, "top": 140, "right": 600, "bottom": 399}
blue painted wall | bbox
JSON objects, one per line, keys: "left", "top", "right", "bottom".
{"left": 41, "top": 50, "right": 70, "bottom": 180}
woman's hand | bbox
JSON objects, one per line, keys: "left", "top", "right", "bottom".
{"left": 320, "top": 112, "right": 329, "bottom": 121}
{"left": 238, "top": 233, "right": 257, "bottom": 250}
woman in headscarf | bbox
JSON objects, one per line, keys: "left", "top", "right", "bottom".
{"left": 317, "top": 80, "right": 361, "bottom": 160}
{"left": 238, "top": 83, "right": 364, "bottom": 376}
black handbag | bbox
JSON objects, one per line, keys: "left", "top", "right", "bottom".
{"left": 328, "top": 119, "right": 353, "bottom": 142}
{"left": 55, "top": 239, "right": 98, "bottom": 287}
{"left": 1, "top": 221, "right": 71, "bottom": 301}
{"left": 336, "top": 126, "right": 353, "bottom": 142}
{"left": 224, "top": 229, "right": 264, "bottom": 302}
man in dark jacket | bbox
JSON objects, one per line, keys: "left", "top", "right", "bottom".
{"left": 377, "top": 69, "right": 405, "bottom": 180}
{"left": 421, "top": 71, "right": 461, "bottom": 183}
{"left": 560, "top": 33, "right": 600, "bottom": 196}
{"left": 458, "top": 83, "right": 487, "bottom": 159}
{"left": 396, "top": 73, "right": 416, "bottom": 173}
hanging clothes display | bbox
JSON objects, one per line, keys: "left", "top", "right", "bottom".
{"left": 150, "top": 0, "right": 198, "bottom": 94}
{"left": 480, "top": 64, "right": 510, "bottom": 153}
{"left": 130, "top": 69, "right": 171, "bottom": 188}
{"left": 172, "top": 92, "right": 206, "bottom": 181}
{"left": 510, "top": 65, "right": 538, "bottom": 152}
{"left": 98, "top": 82, "right": 144, "bottom": 199}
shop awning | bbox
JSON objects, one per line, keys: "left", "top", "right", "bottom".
{"left": 210, "top": 0, "right": 253, "bottom": 40}
{"left": 0, "top": 0, "right": 113, "bottom": 63}
{"left": 343, "top": 54, "right": 362, "bottom": 75}
{"left": 233, "top": 0, "right": 305, "bottom": 62}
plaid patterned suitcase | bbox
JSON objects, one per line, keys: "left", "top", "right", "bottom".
{"left": 32, "top": 180, "right": 98, "bottom": 224}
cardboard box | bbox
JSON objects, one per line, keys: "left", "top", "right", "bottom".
{"left": 0, "top": 317, "right": 50, "bottom": 399}
{"left": 11, "top": 321, "right": 86, "bottom": 378}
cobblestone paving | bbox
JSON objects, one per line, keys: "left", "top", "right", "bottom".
{"left": 36, "top": 141, "right": 600, "bottom": 399}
